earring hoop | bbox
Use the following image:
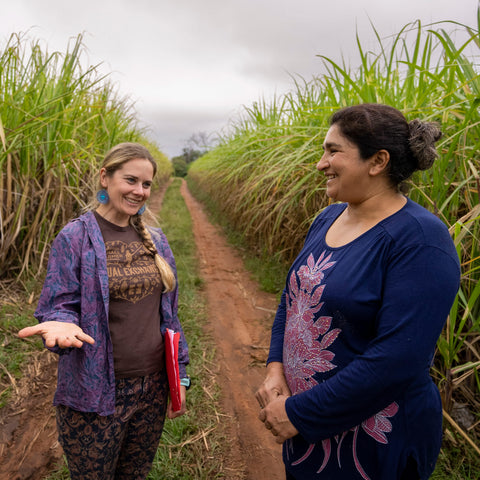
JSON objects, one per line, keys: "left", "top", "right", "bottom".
{"left": 96, "top": 189, "right": 109, "bottom": 204}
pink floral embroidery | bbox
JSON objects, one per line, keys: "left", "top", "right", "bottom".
{"left": 350, "top": 403, "right": 400, "bottom": 479}
{"left": 297, "top": 251, "right": 335, "bottom": 294}
{"left": 361, "top": 402, "right": 399, "bottom": 444}
{"left": 285, "top": 253, "right": 399, "bottom": 479}
{"left": 283, "top": 252, "right": 339, "bottom": 394}
{"left": 290, "top": 402, "right": 400, "bottom": 479}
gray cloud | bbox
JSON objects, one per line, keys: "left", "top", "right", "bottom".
{"left": 2, "top": 0, "right": 476, "bottom": 157}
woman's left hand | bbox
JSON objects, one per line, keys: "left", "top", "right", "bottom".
{"left": 167, "top": 385, "right": 187, "bottom": 419}
{"left": 259, "top": 394, "right": 299, "bottom": 444}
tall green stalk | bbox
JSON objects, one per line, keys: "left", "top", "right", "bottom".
{"left": 188, "top": 16, "right": 480, "bottom": 446}
{"left": 0, "top": 33, "right": 173, "bottom": 279}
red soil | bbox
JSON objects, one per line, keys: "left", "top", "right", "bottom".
{"left": 0, "top": 180, "right": 285, "bottom": 479}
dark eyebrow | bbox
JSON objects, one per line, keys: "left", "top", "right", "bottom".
{"left": 322, "top": 141, "right": 342, "bottom": 150}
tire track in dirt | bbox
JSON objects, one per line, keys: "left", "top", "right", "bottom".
{"left": 180, "top": 180, "right": 285, "bottom": 480}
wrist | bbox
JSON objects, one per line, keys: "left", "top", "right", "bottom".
{"left": 266, "top": 361, "right": 285, "bottom": 376}
{"left": 180, "top": 376, "right": 191, "bottom": 390}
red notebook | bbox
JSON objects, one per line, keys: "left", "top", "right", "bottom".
{"left": 165, "top": 328, "right": 182, "bottom": 412}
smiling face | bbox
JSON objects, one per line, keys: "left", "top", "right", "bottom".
{"left": 316, "top": 124, "right": 377, "bottom": 204}
{"left": 97, "top": 157, "right": 154, "bottom": 226}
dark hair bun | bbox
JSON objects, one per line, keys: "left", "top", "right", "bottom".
{"left": 408, "top": 119, "right": 442, "bottom": 170}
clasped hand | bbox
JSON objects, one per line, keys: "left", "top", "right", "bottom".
{"left": 255, "top": 362, "right": 298, "bottom": 444}
{"left": 18, "top": 321, "right": 95, "bottom": 349}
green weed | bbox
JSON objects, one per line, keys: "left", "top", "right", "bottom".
{"left": 0, "top": 301, "right": 41, "bottom": 407}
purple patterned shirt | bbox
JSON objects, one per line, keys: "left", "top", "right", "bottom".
{"left": 34, "top": 211, "right": 189, "bottom": 416}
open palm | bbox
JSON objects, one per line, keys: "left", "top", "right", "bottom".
{"left": 18, "top": 321, "right": 95, "bottom": 348}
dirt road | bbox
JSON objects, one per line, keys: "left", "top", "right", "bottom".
{"left": 0, "top": 181, "right": 285, "bottom": 479}
{"left": 180, "top": 181, "right": 284, "bottom": 479}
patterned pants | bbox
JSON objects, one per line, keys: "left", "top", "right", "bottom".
{"left": 56, "top": 371, "right": 168, "bottom": 480}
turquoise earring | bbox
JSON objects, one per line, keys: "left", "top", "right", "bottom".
{"left": 96, "top": 189, "right": 109, "bottom": 204}
{"left": 137, "top": 205, "right": 146, "bottom": 215}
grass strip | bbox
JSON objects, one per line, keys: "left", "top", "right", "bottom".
{"left": 147, "top": 178, "right": 227, "bottom": 479}
{"left": 43, "top": 178, "right": 228, "bottom": 479}
{"left": 0, "top": 295, "right": 42, "bottom": 408}
{"left": 186, "top": 180, "right": 480, "bottom": 479}
{"left": 186, "top": 177, "right": 289, "bottom": 298}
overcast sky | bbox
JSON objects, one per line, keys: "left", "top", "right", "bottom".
{"left": 2, "top": 0, "right": 477, "bottom": 157}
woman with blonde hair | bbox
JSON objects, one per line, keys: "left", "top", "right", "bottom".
{"left": 19, "top": 142, "right": 190, "bottom": 479}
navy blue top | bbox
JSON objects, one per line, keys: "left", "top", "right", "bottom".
{"left": 268, "top": 199, "right": 460, "bottom": 479}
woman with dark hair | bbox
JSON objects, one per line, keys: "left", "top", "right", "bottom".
{"left": 256, "top": 104, "right": 460, "bottom": 479}
{"left": 18, "top": 143, "right": 190, "bottom": 479}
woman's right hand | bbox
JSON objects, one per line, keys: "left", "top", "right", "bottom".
{"left": 18, "top": 321, "right": 95, "bottom": 349}
{"left": 255, "top": 361, "right": 291, "bottom": 409}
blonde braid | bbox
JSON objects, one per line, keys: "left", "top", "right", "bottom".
{"left": 131, "top": 216, "right": 176, "bottom": 292}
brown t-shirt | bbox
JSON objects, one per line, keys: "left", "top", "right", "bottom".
{"left": 94, "top": 212, "right": 165, "bottom": 378}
